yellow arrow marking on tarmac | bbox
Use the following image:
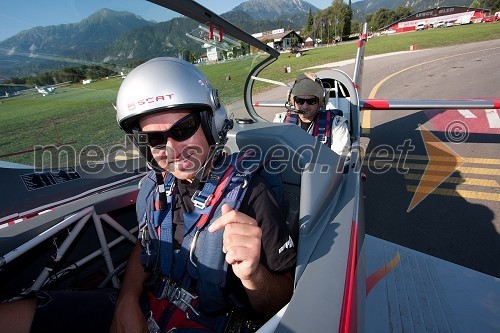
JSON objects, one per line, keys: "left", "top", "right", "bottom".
{"left": 407, "top": 124, "right": 464, "bottom": 212}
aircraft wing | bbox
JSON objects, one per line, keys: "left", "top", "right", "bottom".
{"left": 364, "top": 235, "right": 500, "bottom": 332}
{"left": 253, "top": 99, "right": 500, "bottom": 110}
{"left": 359, "top": 99, "right": 500, "bottom": 110}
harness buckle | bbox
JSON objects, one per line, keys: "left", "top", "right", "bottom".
{"left": 171, "top": 287, "right": 200, "bottom": 318}
{"left": 157, "top": 277, "right": 201, "bottom": 318}
{"left": 140, "top": 226, "right": 152, "bottom": 255}
{"left": 147, "top": 311, "right": 161, "bottom": 333}
{"left": 317, "top": 134, "right": 327, "bottom": 144}
{"left": 165, "top": 180, "right": 175, "bottom": 196}
{"left": 191, "top": 190, "right": 213, "bottom": 209}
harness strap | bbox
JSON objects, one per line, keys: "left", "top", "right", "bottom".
{"left": 284, "top": 110, "right": 335, "bottom": 147}
{"left": 141, "top": 150, "right": 266, "bottom": 325}
{"left": 183, "top": 151, "right": 258, "bottom": 278}
{"left": 157, "top": 175, "right": 176, "bottom": 276}
{"left": 155, "top": 172, "right": 167, "bottom": 211}
{"left": 147, "top": 291, "right": 257, "bottom": 333}
{"left": 190, "top": 150, "right": 257, "bottom": 230}
{"left": 313, "top": 109, "right": 333, "bottom": 147}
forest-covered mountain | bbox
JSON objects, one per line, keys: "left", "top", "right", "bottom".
{"left": 0, "top": 1, "right": 318, "bottom": 78}
{"left": 0, "top": 9, "right": 155, "bottom": 77}
{"left": 230, "top": 0, "right": 317, "bottom": 20}
{"left": 0, "top": 0, "right": 477, "bottom": 78}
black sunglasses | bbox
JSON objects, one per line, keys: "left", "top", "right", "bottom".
{"left": 294, "top": 96, "right": 319, "bottom": 105}
{"left": 138, "top": 112, "right": 201, "bottom": 148}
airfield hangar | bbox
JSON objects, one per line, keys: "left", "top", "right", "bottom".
{"left": 383, "top": 6, "right": 489, "bottom": 32}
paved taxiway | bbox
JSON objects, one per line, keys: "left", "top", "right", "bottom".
{"left": 338, "top": 39, "right": 500, "bottom": 278}
{"left": 243, "top": 39, "right": 500, "bottom": 277}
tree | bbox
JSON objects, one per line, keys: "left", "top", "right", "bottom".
{"left": 365, "top": 13, "right": 374, "bottom": 25}
{"left": 331, "top": 0, "right": 346, "bottom": 40}
{"left": 344, "top": 0, "right": 353, "bottom": 37}
{"left": 301, "top": 7, "right": 315, "bottom": 38}
{"left": 470, "top": 0, "right": 482, "bottom": 8}
{"left": 11, "top": 77, "right": 26, "bottom": 84}
{"left": 369, "top": 8, "right": 397, "bottom": 30}
{"left": 307, "top": 7, "right": 314, "bottom": 31}
{"left": 366, "top": 6, "right": 413, "bottom": 31}
{"left": 240, "top": 42, "right": 248, "bottom": 56}
{"left": 189, "top": 51, "right": 201, "bottom": 64}
{"left": 351, "top": 20, "right": 362, "bottom": 35}
{"left": 485, "top": 0, "right": 500, "bottom": 11}
{"left": 394, "top": 6, "right": 413, "bottom": 21}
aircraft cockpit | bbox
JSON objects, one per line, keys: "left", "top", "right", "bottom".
{"left": 0, "top": 1, "right": 363, "bottom": 332}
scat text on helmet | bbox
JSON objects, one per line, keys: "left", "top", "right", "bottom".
{"left": 127, "top": 93, "right": 175, "bottom": 111}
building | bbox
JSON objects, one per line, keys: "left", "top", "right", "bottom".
{"left": 252, "top": 28, "right": 303, "bottom": 51}
{"left": 381, "top": 7, "right": 489, "bottom": 33}
{"left": 206, "top": 46, "right": 222, "bottom": 62}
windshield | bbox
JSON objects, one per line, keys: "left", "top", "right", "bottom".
{"left": 0, "top": 0, "right": 277, "bottom": 170}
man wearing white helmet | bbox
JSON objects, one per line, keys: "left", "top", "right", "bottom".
{"left": 273, "top": 72, "right": 350, "bottom": 156}
{"left": 0, "top": 58, "right": 296, "bottom": 333}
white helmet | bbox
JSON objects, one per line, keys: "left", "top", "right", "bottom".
{"left": 116, "top": 57, "right": 228, "bottom": 145}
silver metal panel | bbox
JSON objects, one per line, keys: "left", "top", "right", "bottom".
{"left": 274, "top": 169, "right": 359, "bottom": 332}
{"left": 365, "top": 235, "right": 500, "bottom": 333}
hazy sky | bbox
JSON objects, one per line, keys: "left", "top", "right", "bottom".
{"left": 0, "top": 0, "right": 346, "bottom": 42}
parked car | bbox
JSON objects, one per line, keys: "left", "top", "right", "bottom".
{"left": 482, "top": 16, "right": 497, "bottom": 23}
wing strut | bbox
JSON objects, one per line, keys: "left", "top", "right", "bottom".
{"left": 353, "top": 23, "right": 368, "bottom": 94}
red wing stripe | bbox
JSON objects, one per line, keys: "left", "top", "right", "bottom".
{"left": 362, "top": 99, "right": 390, "bottom": 109}
{"left": 339, "top": 220, "right": 358, "bottom": 333}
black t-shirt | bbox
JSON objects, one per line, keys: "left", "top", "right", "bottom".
{"left": 299, "top": 119, "right": 310, "bottom": 131}
{"left": 172, "top": 173, "right": 297, "bottom": 310}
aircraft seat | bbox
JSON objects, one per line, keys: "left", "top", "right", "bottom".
{"left": 227, "top": 120, "right": 344, "bottom": 244}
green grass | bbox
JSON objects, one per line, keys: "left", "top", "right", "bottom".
{"left": 1, "top": 23, "right": 499, "bottom": 167}
{"left": 0, "top": 79, "right": 124, "bottom": 167}
{"left": 207, "top": 23, "right": 500, "bottom": 95}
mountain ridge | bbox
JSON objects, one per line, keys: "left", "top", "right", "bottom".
{"left": 0, "top": 0, "right": 476, "bottom": 78}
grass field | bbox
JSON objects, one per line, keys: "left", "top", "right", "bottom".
{"left": 1, "top": 22, "right": 499, "bottom": 167}
{"left": 209, "top": 22, "right": 500, "bottom": 95}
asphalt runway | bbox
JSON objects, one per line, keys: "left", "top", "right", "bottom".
{"left": 233, "top": 39, "right": 499, "bottom": 277}
{"left": 224, "top": 34, "right": 500, "bottom": 329}
{"left": 337, "top": 39, "right": 500, "bottom": 278}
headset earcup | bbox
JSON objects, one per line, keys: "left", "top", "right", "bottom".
{"left": 199, "top": 110, "right": 216, "bottom": 146}
{"left": 315, "top": 77, "right": 327, "bottom": 108}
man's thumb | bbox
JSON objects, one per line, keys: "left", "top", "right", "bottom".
{"left": 221, "top": 203, "right": 233, "bottom": 215}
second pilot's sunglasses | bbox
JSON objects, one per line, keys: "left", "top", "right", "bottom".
{"left": 138, "top": 112, "right": 201, "bottom": 148}
{"left": 294, "top": 96, "right": 319, "bottom": 105}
